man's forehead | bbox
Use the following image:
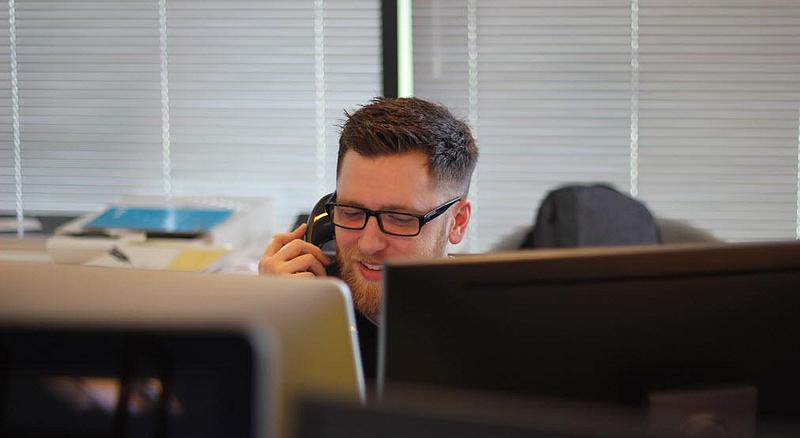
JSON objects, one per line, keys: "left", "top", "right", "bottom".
{"left": 335, "top": 151, "right": 447, "bottom": 211}
{"left": 337, "top": 150, "right": 431, "bottom": 182}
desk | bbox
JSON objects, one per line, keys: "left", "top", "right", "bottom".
{"left": 0, "top": 236, "right": 53, "bottom": 263}
{"left": 0, "top": 234, "right": 264, "bottom": 273}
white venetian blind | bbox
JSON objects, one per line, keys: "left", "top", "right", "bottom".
{"left": 412, "top": 0, "right": 469, "bottom": 120}
{"left": 413, "top": 0, "right": 800, "bottom": 250}
{"left": 166, "top": 1, "right": 324, "bottom": 232}
{"left": 323, "top": 1, "right": 382, "bottom": 192}
{"left": 637, "top": 0, "right": 800, "bottom": 241}
{"left": 0, "top": 0, "right": 381, "bottom": 233}
{"left": 166, "top": 0, "right": 381, "bottom": 231}
{"left": 3, "top": 0, "right": 163, "bottom": 213}
{"left": 414, "top": 0, "right": 632, "bottom": 251}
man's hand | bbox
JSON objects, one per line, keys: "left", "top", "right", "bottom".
{"left": 259, "top": 223, "right": 332, "bottom": 278}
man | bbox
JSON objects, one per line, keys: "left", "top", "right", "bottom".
{"left": 259, "top": 97, "right": 478, "bottom": 380}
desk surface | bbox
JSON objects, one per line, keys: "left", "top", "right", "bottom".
{"left": 0, "top": 234, "right": 263, "bottom": 273}
{"left": 0, "top": 235, "right": 53, "bottom": 263}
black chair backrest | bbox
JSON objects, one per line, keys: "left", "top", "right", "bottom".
{"left": 521, "top": 184, "right": 660, "bottom": 249}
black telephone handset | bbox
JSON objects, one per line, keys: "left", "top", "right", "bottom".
{"left": 305, "top": 192, "right": 339, "bottom": 277}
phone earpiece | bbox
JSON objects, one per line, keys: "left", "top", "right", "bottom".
{"left": 305, "top": 192, "right": 339, "bottom": 276}
{"left": 305, "top": 193, "right": 335, "bottom": 247}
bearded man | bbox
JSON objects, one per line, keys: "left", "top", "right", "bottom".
{"left": 259, "top": 97, "right": 478, "bottom": 381}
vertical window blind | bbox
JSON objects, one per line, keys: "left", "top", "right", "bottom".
{"left": 0, "top": 4, "right": 12, "bottom": 217}
{"left": 413, "top": 0, "right": 800, "bottom": 251}
{"left": 0, "top": 0, "right": 381, "bottom": 233}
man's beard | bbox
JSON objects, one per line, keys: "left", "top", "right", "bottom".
{"left": 338, "top": 251, "right": 382, "bottom": 317}
{"left": 337, "top": 226, "right": 450, "bottom": 318}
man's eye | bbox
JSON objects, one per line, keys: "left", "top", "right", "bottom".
{"left": 385, "top": 213, "right": 415, "bottom": 226}
{"left": 338, "top": 207, "right": 364, "bottom": 219}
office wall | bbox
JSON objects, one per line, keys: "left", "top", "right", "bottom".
{"left": 0, "top": 0, "right": 382, "bottom": 232}
{"left": 3, "top": 0, "right": 799, "bottom": 250}
{"left": 413, "top": 0, "right": 800, "bottom": 250}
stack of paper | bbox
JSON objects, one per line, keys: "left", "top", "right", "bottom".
{"left": 84, "top": 243, "right": 230, "bottom": 272}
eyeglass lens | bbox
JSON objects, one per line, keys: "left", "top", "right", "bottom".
{"left": 330, "top": 205, "right": 420, "bottom": 236}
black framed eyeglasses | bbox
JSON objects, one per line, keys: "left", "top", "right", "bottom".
{"left": 324, "top": 193, "right": 462, "bottom": 237}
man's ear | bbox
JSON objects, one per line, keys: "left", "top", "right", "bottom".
{"left": 448, "top": 199, "right": 472, "bottom": 245}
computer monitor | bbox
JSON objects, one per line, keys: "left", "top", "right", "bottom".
{"left": 379, "top": 242, "right": 800, "bottom": 436}
{"left": 0, "top": 261, "right": 364, "bottom": 438}
{"left": 297, "top": 385, "right": 646, "bottom": 438}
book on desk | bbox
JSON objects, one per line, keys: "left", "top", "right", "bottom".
{"left": 45, "top": 196, "right": 273, "bottom": 269}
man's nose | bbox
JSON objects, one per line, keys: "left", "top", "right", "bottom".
{"left": 358, "top": 216, "right": 387, "bottom": 255}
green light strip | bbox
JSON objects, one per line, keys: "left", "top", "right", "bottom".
{"left": 397, "top": 0, "right": 413, "bottom": 97}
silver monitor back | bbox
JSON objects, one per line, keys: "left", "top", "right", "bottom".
{"left": 0, "top": 261, "right": 364, "bottom": 438}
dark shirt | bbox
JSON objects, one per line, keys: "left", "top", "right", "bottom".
{"left": 355, "top": 311, "right": 378, "bottom": 382}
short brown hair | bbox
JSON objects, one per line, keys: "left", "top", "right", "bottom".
{"left": 337, "top": 97, "right": 478, "bottom": 194}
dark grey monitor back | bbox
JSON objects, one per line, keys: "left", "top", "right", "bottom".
{"left": 297, "top": 387, "right": 646, "bottom": 438}
{"left": 380, "top": 242, "right": 800, "bottom": 428}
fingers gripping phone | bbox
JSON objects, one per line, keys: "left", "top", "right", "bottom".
{"left": 305, "top": 193, "right": 340, "bottom": 276}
